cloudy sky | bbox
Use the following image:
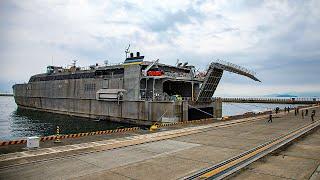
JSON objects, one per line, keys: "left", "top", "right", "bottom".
{"left": 0, "top": 0, "right": 319, "bottom": 96}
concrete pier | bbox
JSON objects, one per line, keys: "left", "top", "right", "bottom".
{"left": 0, "top": 106, "right": 319, "bottom": 179}
{"left": 220, "top": 97, "right": 320, "bottom": 104}
{"left": 0, "top": 93, "right": 13, "bottom": 96}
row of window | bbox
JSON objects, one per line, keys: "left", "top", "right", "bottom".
{"left": 29, "top": 72, "right": 95, "bottom": 82}
{"left": 84, "top": 83, "right": 96, "bottom": 91}
{"left": 29, "top": 69, "right": 125, "bottom": 82}
{"left": 95, "top": 69, "right": 124, "bottom": 76}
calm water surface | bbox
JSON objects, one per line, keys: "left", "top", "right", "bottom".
{"left": 222, "top": 102, "right": 299, "bottom": 116}
{"left": 0, "top": 96, "right": 301, "bottom": 140}
{"left": 0, "top": 96, "right": 133, "bottom": 140}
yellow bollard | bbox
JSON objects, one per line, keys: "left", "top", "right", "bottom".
{"left": 149, "top": 123, "right": 159, "bottom": 132}
{"left": 54, "top": 126, "right": 62, "bottom": 143}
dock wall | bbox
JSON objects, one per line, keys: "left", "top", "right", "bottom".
{"left": 14, "top": 96, "right": 188, "bottom": 125}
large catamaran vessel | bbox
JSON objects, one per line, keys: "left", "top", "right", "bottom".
{"left": 13, "top": 51, "right": 260, "bottom": 125}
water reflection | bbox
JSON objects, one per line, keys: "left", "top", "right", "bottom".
{"left": 12, "top": 108, "right": 132, "bottom": 138}
{"left": 0, "top": 96, "right": 133, "bottom": 140}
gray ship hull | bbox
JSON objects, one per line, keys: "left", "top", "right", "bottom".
{"left": 13, "top": 83, "right": 221, "bottom": 125}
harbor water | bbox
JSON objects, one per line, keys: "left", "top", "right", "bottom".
{"left": 0, "top": 96, "right": 301, "bottom": 141}
{"left": 0, "top": 96, "right": 133, "bottom": 141}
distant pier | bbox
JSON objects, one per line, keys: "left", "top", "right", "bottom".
{"left": 219, "top": 97, "right": 320, "bottom": 104}
{"left": 0, "top": 93, "right": 13, "bottom": 96}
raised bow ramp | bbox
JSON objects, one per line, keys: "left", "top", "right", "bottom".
{"left": 196, "top": 61, "right": 261, "bottom": 102}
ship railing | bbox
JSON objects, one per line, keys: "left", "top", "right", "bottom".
{"left": 215, "top": 59, "right": 257, "bottom": 76}
{"left": 140, "top": 91, "right": 192, "bottom": 102}
{"left": 80, "top": 66, "right": 93, "bottom": 71}
{"left": 141, "top": 71, "right": 196, "bottom": 80}
{"left": 96, "top": 74, "right": 124, "bottom": 79}
{"left": 139, "top": 97, "right": 192, "bottom": 102}
{"left": 106, "top": 62, "right": 123, "bottom": 66}
{"left": 80, "top": 63, "right": 123, "bottom": 71}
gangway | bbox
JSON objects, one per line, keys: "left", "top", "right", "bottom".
{"left": 196, "top": 60, "right": 261, "bottom": 102}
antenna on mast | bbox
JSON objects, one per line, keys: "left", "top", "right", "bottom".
{"left": 176, "top": 59, "right": 180, "bottom": 65}
{"left": 125, "top": 44, "right": 131, "bottom": 58}
{"left": 72, "top": 60, "right": 77, "bottom": 67}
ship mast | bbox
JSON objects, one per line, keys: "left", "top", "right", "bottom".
{"left": 125, "top": 44, "right": 130, "bottom": 58}
{"left": 72, "top": 60, "right": 77, "bottom": 67}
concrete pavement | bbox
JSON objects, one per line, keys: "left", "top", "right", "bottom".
{"left": 0, "top": 106, "right": 319, "bottom": 180}
{"left": 231, "top": 128, "right": 320, "bottom": 180}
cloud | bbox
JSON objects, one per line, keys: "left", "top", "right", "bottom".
{"left": 0, "top": 0, "right": 319, "bottom": 96}
{"left": 145, "top": 7, "right": 203, "bottom": 33}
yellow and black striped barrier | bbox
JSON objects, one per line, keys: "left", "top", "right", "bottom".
{"left": 0, "top": 127, "right": 140, "bottom": 146}
{"left": 0, "top": 139, "right": 27, "bottom": 146}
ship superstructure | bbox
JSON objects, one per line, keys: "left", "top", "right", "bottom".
{"left": 13, "top": 52, "right": 260, "bottom": 125}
